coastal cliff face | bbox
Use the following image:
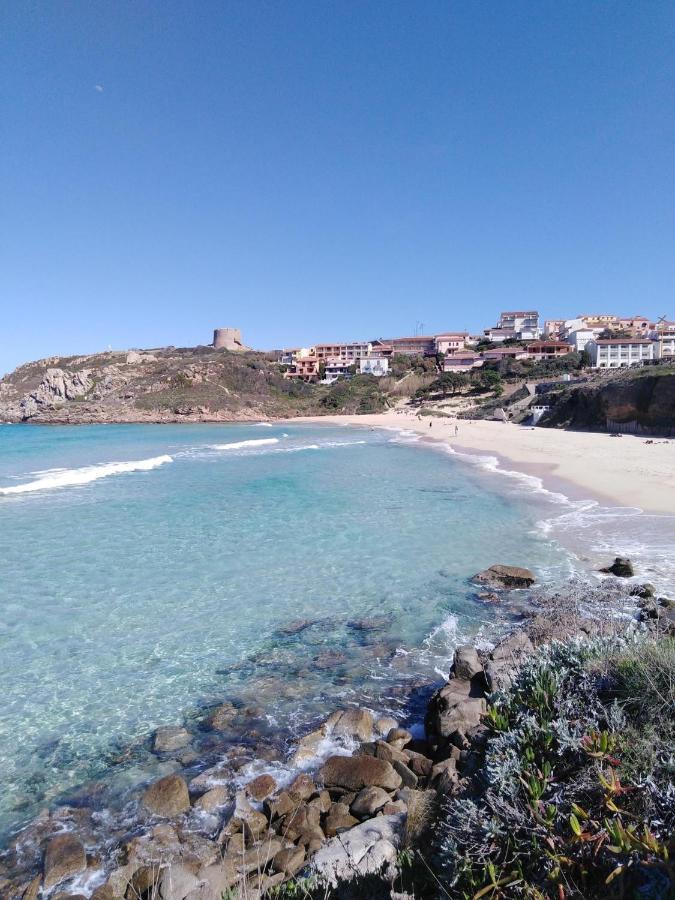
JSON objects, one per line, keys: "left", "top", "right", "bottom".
{"left": 539, "top": 371, "right": 675, "bottom": 431}
{"left": 0, "top": 347, "right": 386, "bottom": 423}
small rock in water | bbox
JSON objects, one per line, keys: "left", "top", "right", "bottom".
{"left": 452, "top": 646, "right": 483, "bottom": 681}
{"left": 152, "top": 725, "right": 192, "bottom": 753}
{"left": 43, "top": 834, "right": 87, "bottom": 890}
{"left": 142, "top": 773, "right": 191, "bottom": 817}
{"left": 288, "top": 772, "right": 315, "bottom": 800}
{"left": 386, "top": 728, "right": 413, "bottom": 749}
{"left": 346, "top": 616, "right": 390, "bottom": 632}
{"left": 600, "top": 557, "right": 634, "bottom": 578}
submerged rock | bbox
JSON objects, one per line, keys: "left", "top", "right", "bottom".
{"left": 473, "top": 564, "right": 535, "bottom": 589}
{"left": 152, "top": 725, "right": 192, "bottom": 753}
{"left": 327, "top": 708, "right": 374, "bottom": 743}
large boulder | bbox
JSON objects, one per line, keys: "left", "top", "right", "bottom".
{"left": 473, "top": 565, "right": 535, "bottom": 589}
{"left": 453, "top": 646, "right": 483, "bottom": 681}
{"left": 320, "top": 755, "right": 402, "bottom": 792}
{"left": 312, "top": 814, "right": 404, "bottom": 886}
{"left": 425, "top": 678, "right": 486, "bottom": 746}
{"left": 43, "top": 834, "right": 87, "bottom": 890}
{"left": 142, "top": 773, "right": 191, "bottom": 817}
{"left": 600, "top": 557, "right": 634, "bottom": 578}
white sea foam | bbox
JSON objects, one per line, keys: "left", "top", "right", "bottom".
{"left": 0, "top": 455, "right": 173, "bottom": 495}
{"left": 209, "top": 438, "right": 280, "bottom": 450}
{"left": 252, "top": 422, "right": 274, "bottom": 427}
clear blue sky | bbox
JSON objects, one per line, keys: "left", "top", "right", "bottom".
{"left": 2, "top": 1, "right": 674, "bottom": 374}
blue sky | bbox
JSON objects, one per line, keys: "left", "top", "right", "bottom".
{"left": 2, "top": 1, "right": 674, "bottom": 374}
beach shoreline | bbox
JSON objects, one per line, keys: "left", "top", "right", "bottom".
{"left": 283, "top": 410, "right": 675, "bottom": 516}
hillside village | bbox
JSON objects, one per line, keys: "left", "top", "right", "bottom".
{"left": 275, "top": 310, "right": 675, "bottom": 384}
{"left": 1, "top": 310, "right": 674, "bottom": 430}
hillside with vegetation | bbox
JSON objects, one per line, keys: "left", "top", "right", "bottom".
{"left": 0, "top": 346, "right": 390, "bottom": 423}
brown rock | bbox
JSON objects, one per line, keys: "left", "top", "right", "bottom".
{"left": 383, "top": 800, "right": 407, "bottom": 815}
{"left": 152, "top": 725, "right": 192, "bottom": 753}
{"left": 208, "top": 703, "right": 237, "bottom": 731}
{"left": 320, "top": 755, "right": 402, "bottom": 792}
{"left": 142, "top": 773, "right": 191, "bottom": 817}
{"left": 386, "top": 728, "right": 413, "bottom": 749}
{"left": 406, "top": 751, "right": 433, "bottom": 778}
{"left": 392, "top": 759, "right": 418, "bottom": 788}
{"left": 350, "top": 786, "right": 391, "bottom": 817}
{"left": 194, "top": 786, "right": 230, "bottom": 813}
{"left": 21, "top": 876, "right": 41, "bottom": 900}
{"left": 328, "top": 708, "right": 374, "bottom": 742}
{"left": 453, "top": 646, "right": 483, "bottom": 681}
{"left": 473, "top": 564, "right": 535, "bottom": 589}
{"left": 280, "top": 804, "right": 321, "bottom": 842}
{"left": 374, "top": 716, "right": 398, "bottom": 735}
{"left": 272, "top": 845, "right": 306, "bottom": 875}
{"left": 265, "top": 791, "right": 300, "bottom": 821}
{"left": 288, "top": 773, "right": 315, "bottom": 800}
{"left": 295, "top": 825, "right": 325, "bottom": 851}
{"left": 43, "top": 834, "right": 87, "bottom": 890}
{"left": 374, "top": 740, "right": 409, "bottom": 766}
{"left": 325, "top": 803, "right": 359, "bottom": 836}
{"left": 245, "top": 774, "right": 277, "bottom": 802}
{"left": 308, "top": 790, "right": 332, "bottom": 814}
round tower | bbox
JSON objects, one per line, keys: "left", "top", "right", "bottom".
{"left": 213, "top": 328, "right": 243, "bottom": 350}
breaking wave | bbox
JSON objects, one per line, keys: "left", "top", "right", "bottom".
{"left": 208, "top": 438, "right": 280, "bottom": 450}
{"left": 0, "top": 455, "right": 173, "bottom": 495}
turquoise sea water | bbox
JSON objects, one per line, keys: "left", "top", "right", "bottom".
{"left": 0, "top": 421, "right": 665, "bottom": 845}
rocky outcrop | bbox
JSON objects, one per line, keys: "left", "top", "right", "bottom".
{"left": 540, "top": 371, "right": 675, "bottom": 432}
{"left": 18, "top": 369, "right": 94, "bottom": 419}
{"left": 473, "top": 564, "right": 535, "bottom": 589}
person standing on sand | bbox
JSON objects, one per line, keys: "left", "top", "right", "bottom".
{"left": 455, "top": 425, "right": 459, "bottom": 436}
{"left": 429, "top": 421, "right": 432, "bottom": 428}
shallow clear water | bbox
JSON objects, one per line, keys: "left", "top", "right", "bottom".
{"left": 0, "top": 422, "right": 668, "bottom": 843}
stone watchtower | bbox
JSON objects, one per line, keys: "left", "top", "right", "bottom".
{"left": 212, "top": 328, "right": 245, "bottom": 351}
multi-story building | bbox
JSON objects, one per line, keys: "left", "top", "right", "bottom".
{"left": 383, "top": 336, "right": 437, "bottom": 356}
{"left": 314, "top": 342, "right": 371, "bottom": 361}
{"left": 483, "top": 327, "right": 518, "bottom": 343}
{"left": 587, "top": 339, "right": 654, "bottom": 368}
{"left": 497, "top": 311, "right": 540, "bottom": 339}
{"left": 654, "top": 335, "right": 675, "bottom": 360}
{"left": 359, "top": 357, "right": 389, "bottom": 376}
{"left": 482, "top": 347, "right": 529, "bottom": 361}
{"left": 286, "top": 356, "right": 320, "bottom": 381}
{"left": 543, "top": 320, "right": 565, "bottom": 339}
{"left": 566, "top": 329, "right": 596, "bottom": 352}
{"left": 434, "top": 333, "right": 469, "bottom": 354}
{"left": 321, "top": 358, "right": 353, "bottom": 383}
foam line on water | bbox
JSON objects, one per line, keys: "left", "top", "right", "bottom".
{"left": 0, "top": 455, "right": 173, "bottom": 495}
{"left": 208, "top": 438, "right": 280, "bottom": 450}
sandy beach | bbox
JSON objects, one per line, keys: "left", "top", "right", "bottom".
{"left": 291, "top": 410, "right": 675, "bottom": 516}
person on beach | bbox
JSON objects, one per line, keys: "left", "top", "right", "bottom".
{"left": 455, "top": 425, "right": 459, "bottom": 436}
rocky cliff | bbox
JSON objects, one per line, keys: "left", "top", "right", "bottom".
{"left": 0, "top": 346, "right": 387, "bottom": 423}
{"left": 539, "top": 369, "right": 675, "bottom": 432}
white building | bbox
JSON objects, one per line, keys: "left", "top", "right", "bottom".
{"left": 321, "top": 357, "right": 353, "bottom": 383}
{"left": 566, "top": 328, "right": 596, "bottom": 352}
{"left": 434, "top": 333, "right": 469, "bottom": 354}
{"left": 588, "top": 339, "right": 654, "bottom": 368}
{"left": 497, "top": 310, "right": 540, "bottom": 339}
{"left": 359, "top": 357, "right": 389, "bottom": 377}
{"left": 654, "top": 335, "right": 675, "bottom": 360}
